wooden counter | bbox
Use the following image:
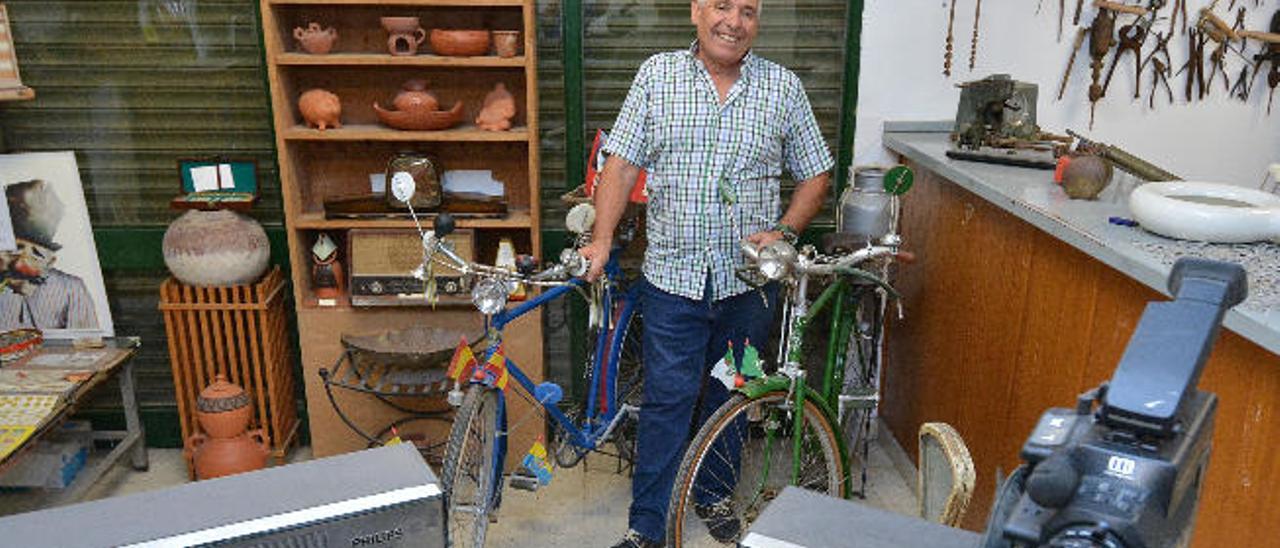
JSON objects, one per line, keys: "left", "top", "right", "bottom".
{"left": 883, "top": 128, "right": 1280, "bottom": 545}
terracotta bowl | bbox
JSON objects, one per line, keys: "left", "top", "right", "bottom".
{"left": 373, "top": 101, "right": 465, "bottom": 130}
{"left": 430, "top": 29, "right": 491, "bottom": 57}
{"left": 381, "top": 16, "right": 421, "bottom": 33}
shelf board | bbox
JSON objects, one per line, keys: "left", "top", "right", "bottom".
{"left": 283, "top": 124, "right": 529, "bottom": 142}
{"left": 269, "top": 0, "right": 523, "bottom": 5}
{"left": 0, "top": 86, "right": 35, "bottom": 102}
{"left": 276, "top": 52, "right": 527, "bottom": 68}
{"left": 294, "top": 209, "right": 531, "bottom": 229}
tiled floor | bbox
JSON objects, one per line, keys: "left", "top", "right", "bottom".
{"left": 0, "top": 426, "right": 921, "bottom": 547}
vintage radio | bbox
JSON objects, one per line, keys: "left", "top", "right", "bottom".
{"left": 348, "top": 228, "right": 474, "bottom": 306}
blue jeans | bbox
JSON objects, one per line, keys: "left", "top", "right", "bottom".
{"left": 628, "top": 276, "right": 777, "bottom": 541}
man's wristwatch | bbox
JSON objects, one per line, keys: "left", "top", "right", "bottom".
{"left": 772, "top": 222, "right": 799, "bottom": 245}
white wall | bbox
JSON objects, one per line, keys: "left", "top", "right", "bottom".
{"left": 855, "top": 0, "right": 1280, "bottom": 187}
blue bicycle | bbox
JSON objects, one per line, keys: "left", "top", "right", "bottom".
{"left": 403, "top": 201, "right": 644, "bottom": 547}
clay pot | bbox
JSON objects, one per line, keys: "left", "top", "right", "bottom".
{"left": 475, "top": 83, "right": 516, "bottom": 132}
{"left": 392, "top": 79, "right": 440, "bottom": 112}
{"left": 298, "top": 89, "right": 342, "bottom": 131}
{"left": 491, "top": 30, "right": 520, "bottom": 58}
{"left": 430, "top": 29, "right": 490, "bottom": 57}
{"left": 293, "top": 22, "right": 337, "bottom": 54}
{"left": 1062, "top": 155, "right": 1114, "bottom": 200}
{"left": 163, "top": 210, "right": 271, "bottom": 287}
{"left": 186, "top": 430, "right": 270, "bottom": 479}
{"left": 195, "top": 374, "right": 253, "bottom": 438}
{"left": 381, "top": 16, "right": 426, "bottom": 56}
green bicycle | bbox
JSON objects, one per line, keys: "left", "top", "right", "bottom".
{"left": 666, "top": 168, "right": 913, "bottom": 546}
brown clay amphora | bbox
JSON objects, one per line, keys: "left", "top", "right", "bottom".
{"left": 185, "top": 375, "right": 269, "bottom": 479}
{"left": 293, "top": 23, "right": 338, "bottom": 54}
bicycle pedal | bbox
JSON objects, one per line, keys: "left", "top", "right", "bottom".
{"left": 508, "top": 472, "right": 541, "bottom": 492}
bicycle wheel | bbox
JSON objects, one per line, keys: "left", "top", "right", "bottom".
{"left": 842, "top": 285, "right": 885, "bottom": 496}
{"left": 666, "top": 390, "right": 845, "bottom": 547}
{"left": 441, "top": 386, "right": 500, "bottom": 548}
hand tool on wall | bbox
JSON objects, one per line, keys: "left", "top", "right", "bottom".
{"left": 1175, "top": 28, "right": 1207, "bottom": 100}
{"left": 1230, "top": 64, "right": 1251, "bottom": 99}
{"left": 1104, "top": 23, "right": 1149, "bottom": 98}
{"left": 970, "top": 0, "right": 983, "bottom": 70}
{"left": 1059, "top": 27, "right": 1090, "bottom": 100}
{"left": 1088, "top": 8, "right": 1117, "bottom": 128}
{"left": 945, "top": 0, "right": 958, "bottom": 76}
{"left": 1169, "top": 0, "right": 1188, "bottom": 35}
{"left": 1074, "top": 0, "right": 1086, "bottom": 27}
{"left": 1146, "top": 31, "right": 1176, "bottom": 106}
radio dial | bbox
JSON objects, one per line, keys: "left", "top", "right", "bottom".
{"left": 444, "top": 280, "right": 458, "bottom": 293}
{"left": 368, "top": 281, "right": 384, "bottom": 294}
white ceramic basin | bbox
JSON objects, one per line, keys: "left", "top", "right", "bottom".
{"left": 1128, "top": 181, "right": 1280, "bottom": 244}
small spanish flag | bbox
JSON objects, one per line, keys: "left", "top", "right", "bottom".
{"left": 447, "top": 338, "right": 478, "bottom": 381}
{"left": 485, "top": 346, "right": 510, "bottom": 391}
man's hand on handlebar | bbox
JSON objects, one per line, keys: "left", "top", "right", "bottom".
{"left": 578, "top": 237, "right": 609, "bottom": 282}
{"left": 746, "top": 230, "right": 785, "bottom": 249}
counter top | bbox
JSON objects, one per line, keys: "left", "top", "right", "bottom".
{"left": 884, "top": 123, "right": 1280, "bottom": 356}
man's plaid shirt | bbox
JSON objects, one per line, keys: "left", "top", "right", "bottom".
{"left": 604, "top": 42, "right": 834, "bottom": 301}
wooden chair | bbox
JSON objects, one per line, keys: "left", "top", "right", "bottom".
{"left": 917, "top": 422, "right": 976, "bottom": 527}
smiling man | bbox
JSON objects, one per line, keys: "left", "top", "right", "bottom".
{"left": 579, "top": 0, "right": 834, "bottom": 546}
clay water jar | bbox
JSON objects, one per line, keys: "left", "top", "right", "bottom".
{"left": 293, "top": 22, "right": 338, "bottom": 54}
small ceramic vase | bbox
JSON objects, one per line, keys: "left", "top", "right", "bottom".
{"left": 293, "top": 22, "right": 338, "bottom": 54}
{"left": 311, "top": 233, "right": 343, "bottom": 299}
{"left": 491, "top": 30, "right": 520, "bottom": 58}
{"left": 475, "top": 83, "right": 516, "bottom": 132}
{"left": 392, "top": 79, "right": 439, "bottom": 112}
{"left": 381, "top": 16, "right": 426, "bottom": 56}
{"left": 298, "top": 88, "right": 342, "bottom": 130}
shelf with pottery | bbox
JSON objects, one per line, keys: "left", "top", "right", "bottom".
{"left": 282, "top": 123, "right": 529, "bottom": 142}
{"left": 260, "top": 0, "right": 543, "bottom": 458}
{"left": 275, "top": 52, "right": 527, "bottom": 67}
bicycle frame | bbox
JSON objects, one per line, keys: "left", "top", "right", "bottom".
{"left": 471, "top": 252, "right": 643, "bottom": 483}
{"left": 736, "top": 272, "right": 887, "bottom": 497}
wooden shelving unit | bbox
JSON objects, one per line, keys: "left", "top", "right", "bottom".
{"left": 259, "top": 0, "right": 543, "bottom": 459}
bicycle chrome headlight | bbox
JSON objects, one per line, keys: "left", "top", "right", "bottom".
{"left": 471, "top": 277, "right": 509, "bottom": 315}
{"left": 757, "top": 240, "right": 797, "bottom": 280}
{"left": 559, "top": 248, "right": 589, "bottom": 278}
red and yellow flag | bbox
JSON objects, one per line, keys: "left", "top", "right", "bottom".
{"left": 485, "top": 346, "right": 510, "bottom": 390}
{"left": 447, "top": 338, "right": 477, "bottom": 381}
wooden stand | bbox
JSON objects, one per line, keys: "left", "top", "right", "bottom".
{"left": 159, "top": 267, "right": 299, "bottom": 473}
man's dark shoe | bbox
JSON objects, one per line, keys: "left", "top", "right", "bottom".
{"left": 609, "top": 529, "right": 664, "bottom": 548}
{"left": 694, "top": 498, "right": 741, "bottom": 543}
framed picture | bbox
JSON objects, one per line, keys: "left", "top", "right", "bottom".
{"left": 0, "top": 151, "right": 113, "bottom": 339}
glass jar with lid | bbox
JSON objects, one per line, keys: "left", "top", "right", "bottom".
{"left": 385, "top": 151, "right": 442, "bottom": 210}
{"left": 837, "top": 166, "right": 894, "bottom": 245}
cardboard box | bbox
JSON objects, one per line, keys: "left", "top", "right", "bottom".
{"left": 0, "top": 420, "right": 91, "bottom": 489}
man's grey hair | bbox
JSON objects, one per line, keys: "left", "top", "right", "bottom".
{"left": 696, "top": 0, "right": 762, "bottom": 10}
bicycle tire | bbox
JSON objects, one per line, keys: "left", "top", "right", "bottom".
{"left": 666, "top": 391, "right": 845, "bottom": 547}
{"left": 441, "top": 386, "right": 500, "bottom": 548}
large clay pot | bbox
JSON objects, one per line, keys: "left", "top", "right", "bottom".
{"left": 186, "top": 430, "right": 270, "bottom": 479}
{"left": 195, "top": 374, "right": 253, "bottom": 438}
{"left": 298, "top": 88, "right": 342, "bottom": 131}
{"left": 430, "top": 29, "right": 490, "bottom": 57}
{"left": 293, "top": 22, "right": 338, "bottom": 54}
{"left": 163, "top": 210, "right": 270, "bottom": 287}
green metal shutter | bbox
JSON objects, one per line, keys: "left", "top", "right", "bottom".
{"left": 0, "top": 1, "right": 281, "bottom": 446}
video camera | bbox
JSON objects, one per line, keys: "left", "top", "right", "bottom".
{"left": 982, "top": 258, "right": 1248, "bottom": 548}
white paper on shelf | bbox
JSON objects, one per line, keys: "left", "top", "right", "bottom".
{"left": 369, "top": 173, "right": 386, "bottom": 194}
{"left": 191, "top": 165, "right": 220, "bottom": 192}
{"left": 0, "top": 190, "right": 14, "bottom": 251}
{"left": 443, "top": 170, "right": 505, "bottom": 197}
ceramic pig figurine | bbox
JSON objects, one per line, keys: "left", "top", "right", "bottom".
{"left": 475, "top": 83, "right": 516, "bottom": 132}
{"left": 299, "top": 89, "right": 342, "bottom": 131}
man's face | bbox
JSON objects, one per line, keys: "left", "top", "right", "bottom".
{"left": 0, "top": 239, "right": 56, "bottom": 295}
{"left": 691, "top": 0, "right": 759, "bottom": 69}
